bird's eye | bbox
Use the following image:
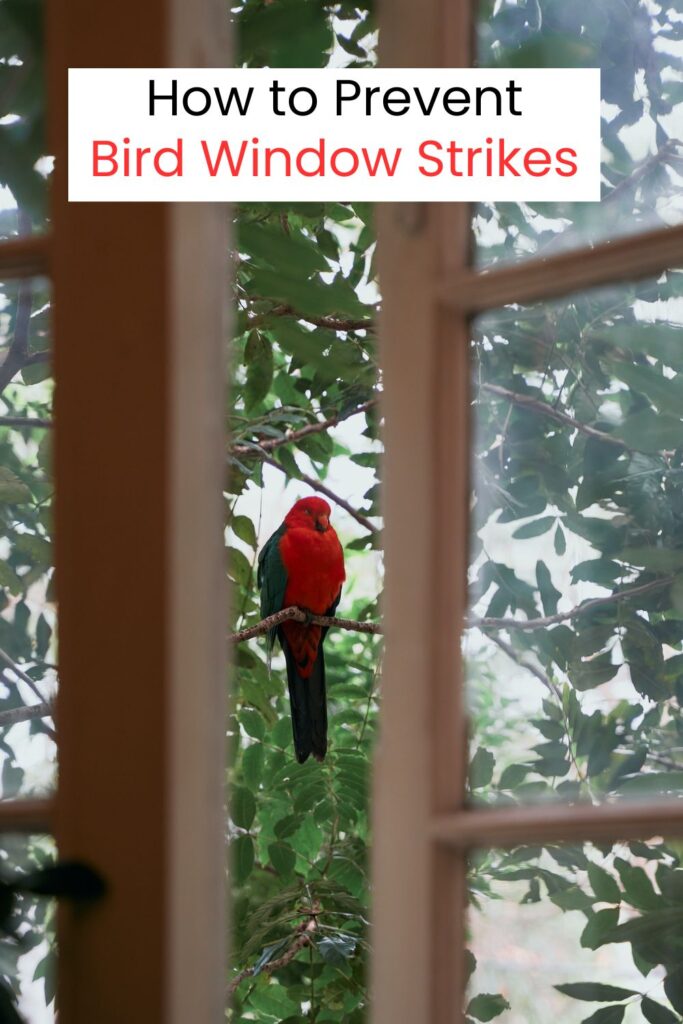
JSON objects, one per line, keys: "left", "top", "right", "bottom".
{"left": 305, "top": 509, "right": 311, "bottom": 515}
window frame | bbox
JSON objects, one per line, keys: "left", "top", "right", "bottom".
{"left": 373, "top": 2, "right": 683, "bottom": 1023}
{"left": 0, "top": 0, "right": 229, "bottom": 1021}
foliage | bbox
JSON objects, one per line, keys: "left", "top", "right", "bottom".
{"left": 227, "top": 4, "right": 379, "bottom": 1022}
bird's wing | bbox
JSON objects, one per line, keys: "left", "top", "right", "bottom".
{"left": 257, "top": 523, "right": 288, "bottom": 651}
{"left": 321, "top": 584, "right": 342, "bottom": 640}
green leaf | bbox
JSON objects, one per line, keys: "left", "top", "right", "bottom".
{"left": 244, "top": 330, "right": 274, "bottom": 411}
{"left": 580, "top": 908, "right": 619, "bottom": 950}
{"left": 599, "top": 323, "right": 683, "bottom": 369}
{"left": 612, "top": 410, "right": 683, "bottom": 452}
{"left": 641, "top": 997, "right": 680, "bottom": 1024}
{"left": 665, "top": 971, "right": 683, "bottom": 1014}
{"left": 554, "top": 983, "right": 636, "bottom": 1002}
{"left": 579, "top": 1008, "right": 625, "bottom": 1024}
{"left": 317, "top": 933, "right": 357, "bottom": 965}
{"left": 623, "top": 548, "right": 683, "bottom": 572}
{"left": 466, "top": 993, "right": 511, "bottom": 1021}
{"left": 498, "top": 763, "right": 529, "bottom": 790}
{"left": 604, "top": 357, "right": 683, "bottom": 417}
{"left": 554, "top": 523, "right": 567, "bottom": 555}
{"left": 587, "top": 863, "right": 621, "bottom": 904}
{"left": 469, "top": 747, "right": 495, "bottom": 789}
{"left": 569, "top": 653, "right": 619, "bottom": 691}
{"left": 268, "top": 841, "right": 296, "bottom": 876}
{"left": 242, "top": 744, "right": 264, "bottom": 788}
{"left": 232, "top": 835, "right": 254, "bottom": 885}
{"left": 239, "top": 708, "right": 266, "bottom": 741}
{"left": 232, "top": 514, "right": 257, "bottom": 549}
{"left": 229, "top": 546, "right": 253, "bottom": 588}
{"left": 0, "top": 562, "right": 22, "bottom": 595}
{"left": 512, "top": 515, "right": 556, "bottom": 539}
{"left": 0, "top": 468, "right": 30, "bottom": 503}
{"left": 613, "top": 857, "right": 661, "bottom": 911}
{"left": 231, "top": 786, "right": 256, "bottom": 830}
{"left": 536, "top": 560, "right": 561, "bottom": 616}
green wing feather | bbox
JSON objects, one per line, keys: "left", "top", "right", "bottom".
{"left": 257, "top": 523, "right": 288, "bottom": 652}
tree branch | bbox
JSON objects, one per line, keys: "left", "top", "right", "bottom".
{"left": 248, "top": 303, "right": 374, "bottom": 333}
{"left": 229, "top": 606, "right": 382, "bottom": 644}
{"left": 231, "top": 579, "right": 668, "bottom": 645}
{"left": 260, "top": 452, "right": 379, "bottom": 535}
{"left": 232, "top": 398, "right": 378, "bottom": 458}
{"left": 0, "top": 701, "right": 53, "bottom": 729}
{"left": 0, "top": 416, "right": 52, "bottom": 429}
{"left": 481, "top": 382, "right": 629, "bottom": 450}
{"left": 228, "top": 914, "right": 318, "bottom": 996}
{"left": 472, "top": 577, "right": 670, "bottom": 632}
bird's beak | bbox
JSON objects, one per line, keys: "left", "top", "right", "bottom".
{"left": 315, "top": 515, "right": 329, "bottom": 532}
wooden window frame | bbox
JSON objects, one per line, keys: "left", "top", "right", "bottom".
{"left": 0, "top": 0, "right": 229, "bottom": 1022}
{"left": 373, "top": 2, "right": 683, "bottom": 1024}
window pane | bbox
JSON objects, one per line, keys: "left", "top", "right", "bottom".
{"left": 0, "top": 277, "right": 54, "bottom": 799}
{"left": 0, "top": 0, "right": 50, "bottom": 239}
{"left": 468, "top": 839, "right": 683, "bottom": 1024}
{"left": 474, "top": 1, "right": 683, "bottom": 266}
{"left": 0, "top": 834, "right": 55, "bottom": 1023}
{"left": 468, "top": 270, "right": 683, "bottom": 807}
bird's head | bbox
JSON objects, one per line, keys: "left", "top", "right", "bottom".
{"left": 285, "top": 496, "right": 332, "bottom": 533}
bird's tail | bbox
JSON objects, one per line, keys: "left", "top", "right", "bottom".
{"left": 279, "top": 629, "right": 327, "bottom": 764}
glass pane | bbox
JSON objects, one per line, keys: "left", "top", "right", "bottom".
{"left": 0, "top": 834, "right": 55, "bottom": 1023}
{"left": 467, "top": 270, "right": 683, "bottom": 807}
{"left": 0, "top": 277, "right": 54, "bottom": 799}
{"left": 475, "top": 1, "right": 683, "bottom": 266}
{"left": 468, "top": 839, "right": 683, "bottom": 1024}
{"left": 0, "top": 0, "right": 50, "bottom": 239}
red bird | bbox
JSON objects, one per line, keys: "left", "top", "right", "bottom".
{"left": 257, "top": 496, "right": 345, "bottom": 763}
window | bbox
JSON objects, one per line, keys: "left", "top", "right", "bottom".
{"left": 5, "top": 1, "right": 682, "bottom": 1021}
{"left": 373, "top": 2, "right": 683, "bottom": 1023}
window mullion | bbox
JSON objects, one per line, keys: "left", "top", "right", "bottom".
{"left": 0, "top": 236, "right": 51, "bottom": 279}
{"left": 445, "top": 221, "right": 683, "bottom": 313}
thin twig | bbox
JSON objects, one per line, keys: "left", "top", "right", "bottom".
{"left": 0, "top": 701, "right": 53, "bottom": 729}
{"left": 486, "top": 631, "right": 559, "bottom": 697}
{"left": 232, "top": 398, "right": 378, "bottom": 458}
{"left": 0, "top": 648, "right": 48, "bottom": 704}
{"left": 229, "top": 606, "right": 382, "bottom": 644}
{"left": 261, "top": 452, "right": 378, "bottom": 534}
{"left": 481, "top": 382, "right": 630, "bottom": 450}
{"left": 603, "top": 139, "right": 678, "bottom": 207}
{"left": 472, "top": 577, "right": 669, "bottom": 632}
{"left": 0, "top": 416, "right": 52, "bottom": 429}
{"left": 489, "top": 630, "right": 592, "bottom": 788}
